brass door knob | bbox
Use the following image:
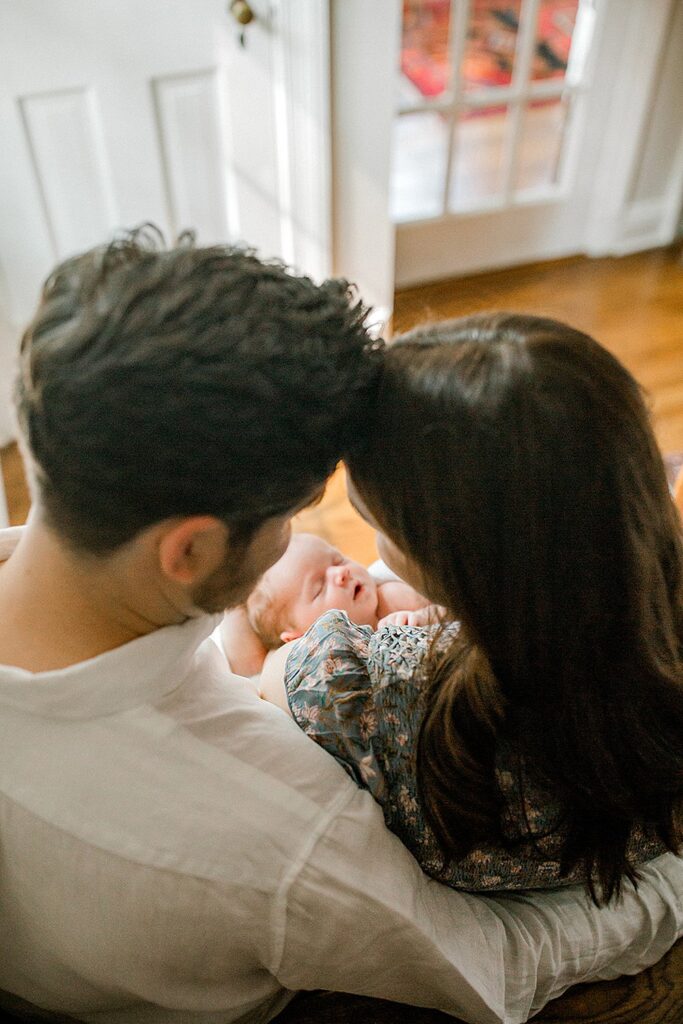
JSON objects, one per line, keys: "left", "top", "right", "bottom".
{"left": 230, "top": 0, "right": 255, "bottom": 26}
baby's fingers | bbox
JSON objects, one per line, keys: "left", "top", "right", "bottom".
{"left": 377, "top": 610, "right": 413, "bottom": 628}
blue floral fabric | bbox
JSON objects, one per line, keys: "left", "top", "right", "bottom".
{"left": 285, "top": 610, "right": 665, "bottom": 892}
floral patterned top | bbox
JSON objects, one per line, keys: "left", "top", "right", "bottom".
{"left": 285, "top": 610, "right": 665, "bottom": 892}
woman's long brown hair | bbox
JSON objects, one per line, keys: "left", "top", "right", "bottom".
{"left": 348, "top": 314, "right": 683, "bottom": 903}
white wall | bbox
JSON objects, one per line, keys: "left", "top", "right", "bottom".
{"left": 0, "top": 346, "right": 16, "bottom": 446}
{"left": 625, "top": 0, "right": 683, "bottom": 247}
{"left": 630, "top": 2, "right": 683, "bottom": 205}
{"left": 0, "top": 262, "right": 18, "bottom": 447}
{"left": 585, "top": 0, "right": 683, "bottom": 256}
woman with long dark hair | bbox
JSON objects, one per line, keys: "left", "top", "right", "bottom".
{"left": 265, "top": 313, "right": 683, "bottom": 905}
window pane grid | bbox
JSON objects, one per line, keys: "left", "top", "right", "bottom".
{"left": 442, "top": 0, "right": 473, "bottom": 212}
{"left": 398, "top": 77, "right": 575, "bottom": 119}
{"left": 496, "top": 0, "right": 541, "bottom": 198}
{"left": 393, "top": 0, "right": 591, "bottom": 221}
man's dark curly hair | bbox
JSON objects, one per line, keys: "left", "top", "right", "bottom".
{"left": 15, "top": 225, "right": 381, "bottom": 554}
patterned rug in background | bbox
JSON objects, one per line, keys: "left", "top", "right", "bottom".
{"left": 401, "top": 0, "right": 580, "bottom": 98}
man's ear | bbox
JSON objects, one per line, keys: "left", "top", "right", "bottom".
{"left": 279, "top": 627, "right": 303, "bottom": 644}
{"left": 157, "top": 517, "right": 229, "bottom": 587}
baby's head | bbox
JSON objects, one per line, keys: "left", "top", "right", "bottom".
{"left": 247, "top": 533, "right": 378, "bottom": 649}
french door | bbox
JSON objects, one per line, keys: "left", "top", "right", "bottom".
{"left": 394, "top": 0, "right": 596, "bottom": 221}
{"left": 393, "top": 0, "right": 628, "bottom": 285}
{"left": 333, "top": 0, "right": 682, "bottom": 306}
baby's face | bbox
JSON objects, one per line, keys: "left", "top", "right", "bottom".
{"left": 263, "top": 533, "right": 379, "bottom": 642}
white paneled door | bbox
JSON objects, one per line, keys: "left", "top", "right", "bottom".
{"left": 0, "top": 0, "right": 330, "bottom": 442}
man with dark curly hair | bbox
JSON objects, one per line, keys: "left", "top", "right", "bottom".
{"left": 0, "top": 228, "right": 679, "bottom": 1024}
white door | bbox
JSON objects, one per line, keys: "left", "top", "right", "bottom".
{"left": 0, "top": 0, "right": 330, "bottom": 442}
{"left": 331, "top": 0, "right": 683, "bottom": 300}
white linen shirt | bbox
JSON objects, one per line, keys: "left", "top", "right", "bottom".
{"left": 0, "top": 527, "right": 681, "bottom": 1024}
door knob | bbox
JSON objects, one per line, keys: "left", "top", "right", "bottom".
{"left": 230, "top": 0, "right": 255, "bottom": 26}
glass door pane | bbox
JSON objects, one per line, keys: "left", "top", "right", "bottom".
{"left": 449, "top": 106, "right": 509, "bottom": 209}
{"left": 400, "top": 1, "right": 453, "bottom": 100}
{"left": 514, "top": 96, "right": 570, "bottom": 191}
{"left": 392, "top": 0, "right": 592, "bottom": 222}
{"left": 532, "top": 0, "right": 581, "bottom": 82}
{"left": 463, "top": 1, "right": 522, "bottom": 91}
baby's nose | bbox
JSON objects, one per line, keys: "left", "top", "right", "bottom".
{"left": 331, "top": 565, "right": 350, "bottom": 587}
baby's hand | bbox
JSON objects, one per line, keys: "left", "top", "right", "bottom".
{"left": 377, "top": 605, "right": 446, "bottom": 629}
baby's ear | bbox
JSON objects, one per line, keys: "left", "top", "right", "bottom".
{"left": 280, "top": 628, "right": 303, "bottom": 644}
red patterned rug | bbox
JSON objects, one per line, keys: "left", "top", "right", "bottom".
{"left": 401, "top": 0, "right": 579, "bottom": 98}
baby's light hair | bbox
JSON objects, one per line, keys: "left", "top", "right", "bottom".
{"left": 246, "top": 580, "right": 288, "bottom": 651}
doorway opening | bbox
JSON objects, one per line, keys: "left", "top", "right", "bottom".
{"left": 392, "top": 0, "right": 593, "bottom": 222}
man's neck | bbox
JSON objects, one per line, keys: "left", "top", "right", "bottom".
{"left": 0, "top": 515, "right": 186, "bottom": 672}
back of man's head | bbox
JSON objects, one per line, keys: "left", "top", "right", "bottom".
{"left": 15, "top": 226, "right": 380, "bottom": 554}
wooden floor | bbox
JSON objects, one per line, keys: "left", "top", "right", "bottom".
{"left": 2, "top": 244, "right": 683, "bottom": 565}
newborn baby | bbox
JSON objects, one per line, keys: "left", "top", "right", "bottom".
{"left": 221, "top": 533, "right": 431, "bottom": 676}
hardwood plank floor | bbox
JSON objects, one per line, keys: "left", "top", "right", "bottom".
{"left": 393, "top": 244, "right": 683, "bottom": 454}
{"left": 2, "top": 244, "right": 682, "bottom": 565}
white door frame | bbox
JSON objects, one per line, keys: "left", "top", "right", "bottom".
{"left": 330, "top": 0, "right": 402, "bottom": 328}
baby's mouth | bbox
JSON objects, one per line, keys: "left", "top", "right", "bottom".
{"left": 352, "top": 582, "right": 363, "bottom": 601}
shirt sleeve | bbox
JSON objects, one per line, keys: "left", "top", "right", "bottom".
{"left": 275, "top": 784, "right": 507, "bottom": 1024}
{"left": 285, "top": 611, "right": 387, "bottom": 801}
{"left": 275, "top": 783, "right": 683, "bottom": 1024}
